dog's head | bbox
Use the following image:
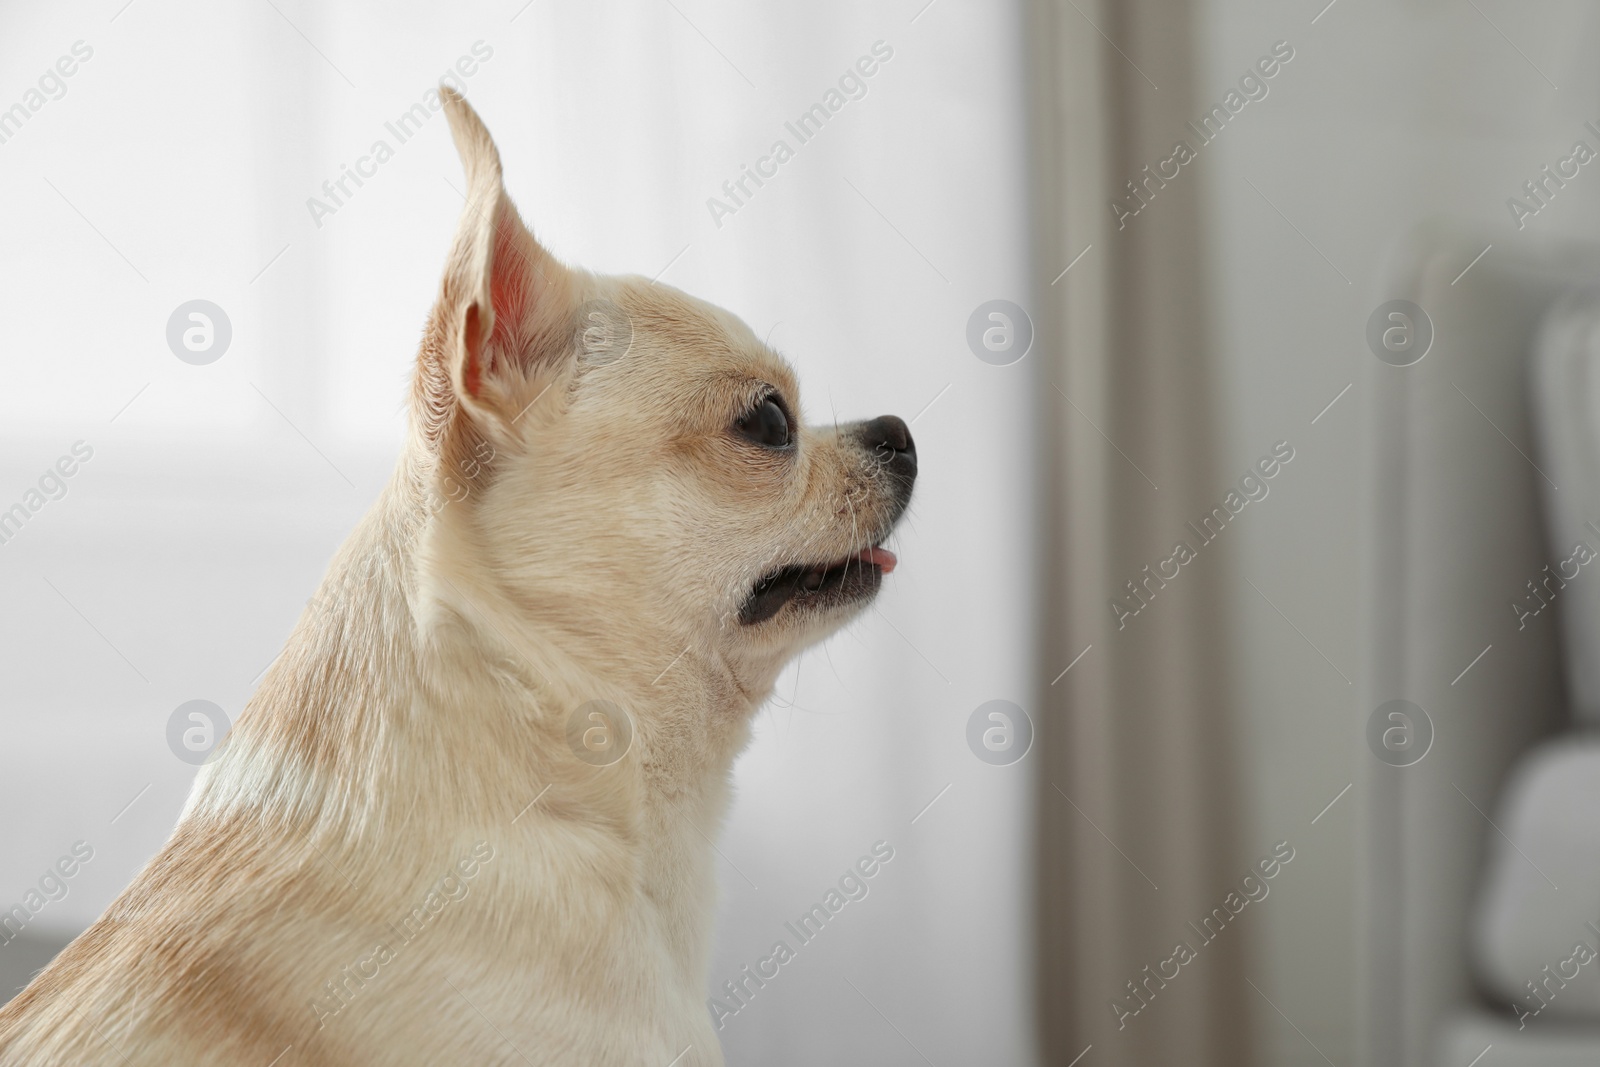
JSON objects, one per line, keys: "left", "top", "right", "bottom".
{"left": 412, "top": 91, "right": 915, "bottom": 697}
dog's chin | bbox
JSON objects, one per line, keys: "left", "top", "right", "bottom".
{"left": 738, "top": 546, "right": 897, "bottom": 626}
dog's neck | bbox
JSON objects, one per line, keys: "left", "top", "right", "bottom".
{"left": 185, "top": 451, "right": 761, "bottom": 986}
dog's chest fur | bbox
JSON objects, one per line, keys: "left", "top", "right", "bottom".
{"left": 0, "top": 477, "right": 745, "bottom": 1066}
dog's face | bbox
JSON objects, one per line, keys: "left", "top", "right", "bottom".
{"left": 418, "top": 91, "right": 914, "bottom": 693}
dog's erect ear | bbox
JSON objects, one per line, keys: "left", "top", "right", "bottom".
{"left": 437, "top": 87, "right": 571, "bottom": 428}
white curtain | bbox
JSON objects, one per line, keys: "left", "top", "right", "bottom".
{"left": 1029, "top": 2, "right": 1256, "bottom": 1064}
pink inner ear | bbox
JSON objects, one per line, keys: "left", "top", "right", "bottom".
{"left": 460, "top": 209, "right": 536, "bottom": 401}
{"left": 487, "top": 211, "right": 534, "bottom": 352}
{"left": 462, "top": 303, "right": 486, "bottom": 399}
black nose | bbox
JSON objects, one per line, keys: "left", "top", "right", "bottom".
{"left": 859, "top": 415, "right": 917, "bottom": 478}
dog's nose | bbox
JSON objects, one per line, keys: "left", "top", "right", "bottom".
{"left": 859, "top": 415, "right": 916, "bottom": 477}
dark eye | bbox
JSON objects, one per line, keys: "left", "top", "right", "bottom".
{"left": 735, "top": 396, "right": 792, "bottom": 449}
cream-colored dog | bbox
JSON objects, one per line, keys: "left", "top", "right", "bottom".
{"left": 0, "top": 90, "right": 915, "bottom": 1066}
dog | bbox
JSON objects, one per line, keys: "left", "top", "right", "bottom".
{"left": 0, "top": 89, "right": 915, "bottom": 1065}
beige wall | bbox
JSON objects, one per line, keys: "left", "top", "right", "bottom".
{"left": 1202, "top": 0, "right": 1599, "bottom": 1062}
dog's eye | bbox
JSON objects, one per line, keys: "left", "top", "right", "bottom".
{"left": 735, "top": 397, "right": 791, "bottom": 449}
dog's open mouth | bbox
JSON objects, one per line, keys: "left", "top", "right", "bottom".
{"left": 738, "top": 546, "right": 897, "bottom": 625}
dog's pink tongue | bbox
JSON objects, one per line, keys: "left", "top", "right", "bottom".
{"left": 855, "top": 546, "right": 898, "bottom": 573}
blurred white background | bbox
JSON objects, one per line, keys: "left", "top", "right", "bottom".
{"left": 0, "top": 1, "right": 1035, "bottom": 1064}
